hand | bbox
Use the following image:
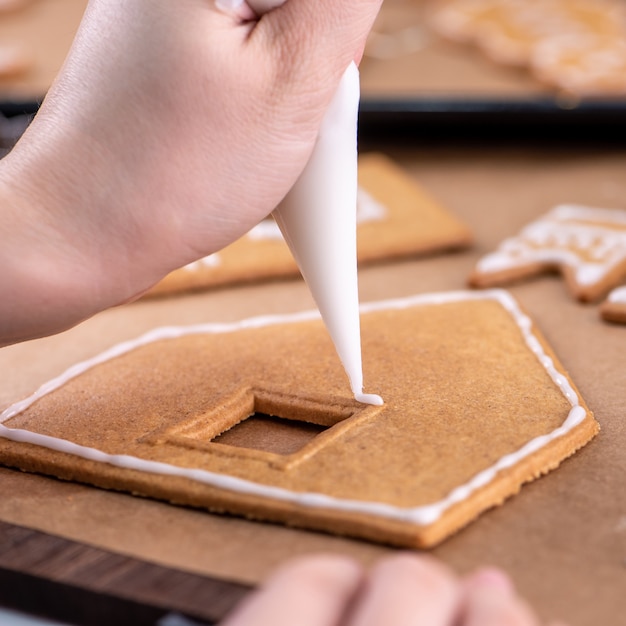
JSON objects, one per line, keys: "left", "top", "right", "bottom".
{"left": 220, "top": 553, "right": 568, "bottom": 626}
{"left": 0, "top": 0, "right": 382, "bottom": 345}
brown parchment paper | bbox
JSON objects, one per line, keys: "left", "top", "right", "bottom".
{"left": 1, "top": 1, "right": 625, "bottom": 625}
{"left": 1, "top": 146, "right": 625, "bottom": 626}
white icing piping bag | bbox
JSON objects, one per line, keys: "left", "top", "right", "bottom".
{"left": 244, "top": 0, "right": 382, "bottom": 406}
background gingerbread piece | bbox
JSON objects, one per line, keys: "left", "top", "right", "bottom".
{"left": 469, "top": 204, "right": 626, "bottom": 302}
{"left": 600, "top": 286, "right": 626, "bottom": 324}
{"left": 0, "top": 290, "right": 598, "bottom": 548}
{"left": 429, "top": 0, "right": 626, "bottom": 96}
{"left": 145, "top": 153, "right": 473, "bottom": 297}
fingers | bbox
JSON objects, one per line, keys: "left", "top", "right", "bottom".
{"left": 215, "top": 0, "right": 257, "bottom": 21}
{"left": 221, "top": 554, "right": 562, "bottom": 626}
{"left": 220, "top": 554, "right": 363, "bottom": 626}
{"left": 460, "top": 567, "right": 541, "bottom": 626}
{"left": 347, "top": 553, "right": 461, "bottom": 626}
{"left": 253, "top": 0, "right": 383, "bottom": 79}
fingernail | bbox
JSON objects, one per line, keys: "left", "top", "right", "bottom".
{"left": 469, "top": 567, "right": 514, "bottom": 593}
{"left": 215, "top": 0, "right": 245, "bottom": 14}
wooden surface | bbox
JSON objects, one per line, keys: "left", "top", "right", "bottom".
{"left": 0, "top": 520, "right": 249, "bottom": 625}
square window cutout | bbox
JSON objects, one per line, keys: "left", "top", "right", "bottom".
{"left": 146, "top": 387, "right": 382, "bottom": 470}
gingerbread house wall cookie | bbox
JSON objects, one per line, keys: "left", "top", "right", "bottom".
{"left": 0, "top": 290, "right": 598, "bottom": 548}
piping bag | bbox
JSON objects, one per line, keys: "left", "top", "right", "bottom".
{"left": 246, "top": 0, "right": 382, "bottom": 406}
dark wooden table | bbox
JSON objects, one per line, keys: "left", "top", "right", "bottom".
{"left": 0, "top": 520, "right": 250, "bottom": 625}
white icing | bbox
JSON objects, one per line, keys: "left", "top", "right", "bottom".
{"left": 0, "top": 290, "right": 589, "bottom": 527}
{"left": 608, "top": 286, "right": 626, "bottom": 304}
{"left": 246, "top": 218, "right": 283, "bottom": 241}
{"left": 240, "top": 0, "right": 382, "bottom": 406}
{"left": 476, "top": 204, "right": 626, "bottom": 286}
{"left": 272, "top": 61, "right": 382, "bottom": 406}
{"left": 356, "top": 188, "right": 387, "bottom": 224}
{"left": 186, "top": 0, "right": 387, "bottom": 407}
{"left": 179, "top": 188, "right": 387, "bottom": 270}
{"left": 182, "top": 254, "right": 221, "bottom": 273}
{"left": 245, "top": 191, "right": 386, "bottom": 243}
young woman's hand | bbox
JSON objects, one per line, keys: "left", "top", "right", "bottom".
{"left": 0, "top": 0, "right": 382, "bottom": 345}
{"left": 221, "top": 553, "right": 567, "bottom": 626}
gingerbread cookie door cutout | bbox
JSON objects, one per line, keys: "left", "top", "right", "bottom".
{"left": 0, "top": 291, "right": 598, "bottom": 548}
{"left": 139, "top": 386, "right": 383, "bottom": 472}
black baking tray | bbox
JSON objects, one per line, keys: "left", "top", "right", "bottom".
{"left": 358, "top": 96, "right": 626, "bottom": 143}
{"left": 4, "top": 95, "right": 626, "bottom": 147}
{"left": 0, "top": 99, "right": 40, "bottom": 117}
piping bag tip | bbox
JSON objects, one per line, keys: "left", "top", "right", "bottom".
{"left": 273, "top": 62, "right": 384, "bottom": 407}
{"left": 354, "top": 392, "right": 384, "bottom": 406}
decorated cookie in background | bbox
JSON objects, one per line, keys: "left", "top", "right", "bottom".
{"left": 429, "top": 0, "right": 626, "bottom": 96}
{"left": 532, "top": 36, "right": 626, "bottom": 97}
{"left": 600, "top": 286, "right": 626, "bottom": 324}
{"left": 0, "top": 290, "right": 598, "bottom": 548}
{"left": 145, "top": 153, "right": 473, "bottom": 298}
{"left": 429, "top": 0, "right": 558, "bottom": 66}
{"left": 469, "top": 204, "right": 626, "bottom": 302}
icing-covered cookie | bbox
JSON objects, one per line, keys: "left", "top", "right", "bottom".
{"left": 469, "top": 204, "right": 626, "bottom": 302}
{"left": 429, "top": 0, "right": 626, "bottom": 95}
{"left": 145, "top": 153, "right": 473, "bottom": 297}
{"left": 0, "top": 290, "right": 598, "bottom": 547}
{"left": 600, "top": 285, "right": 626, "bottom": 324}
{"left": 532, "top": 36, "right": 626, "bottom": 96}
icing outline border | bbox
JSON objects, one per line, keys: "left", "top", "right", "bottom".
{"left": 0, "top": 289, "right": 587, "bottom": 526}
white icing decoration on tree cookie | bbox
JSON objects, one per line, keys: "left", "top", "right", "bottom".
{"left": 608, "top": 286, "right": 626, "bottom": 303}
{"left": 476, "top": 204, "right": 626, "bottom": 287}
{"left": 0, "top": 290, "right": 588, "bottom": 527}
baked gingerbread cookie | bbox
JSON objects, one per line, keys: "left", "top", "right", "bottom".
{"left": 600, "top": 286, "right": 626, "bottom": 324}
{"left": 145, "top": 153, "right": 473, "bottom": 297}
{"left": 429, "top": 0, "right": 554, "bottom": 66}
{"left": 429, "top": 0, "right": 626, "bottom": 96}
{"left": 0, "top": 290, "right": 598, "bottom": 548}
{"left": 469, "top": 204, "right": 626, "bottom": 302}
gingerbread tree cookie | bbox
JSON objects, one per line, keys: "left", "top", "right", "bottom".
{"left": 469, "top": 204, "right": 626, "bottom": 302}
{"left": 600, "top": 286, "right": 626, "bottom": 324}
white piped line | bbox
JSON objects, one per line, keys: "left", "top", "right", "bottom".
{"left": 0, "top": 290, "right": 587, "bottom": 526}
